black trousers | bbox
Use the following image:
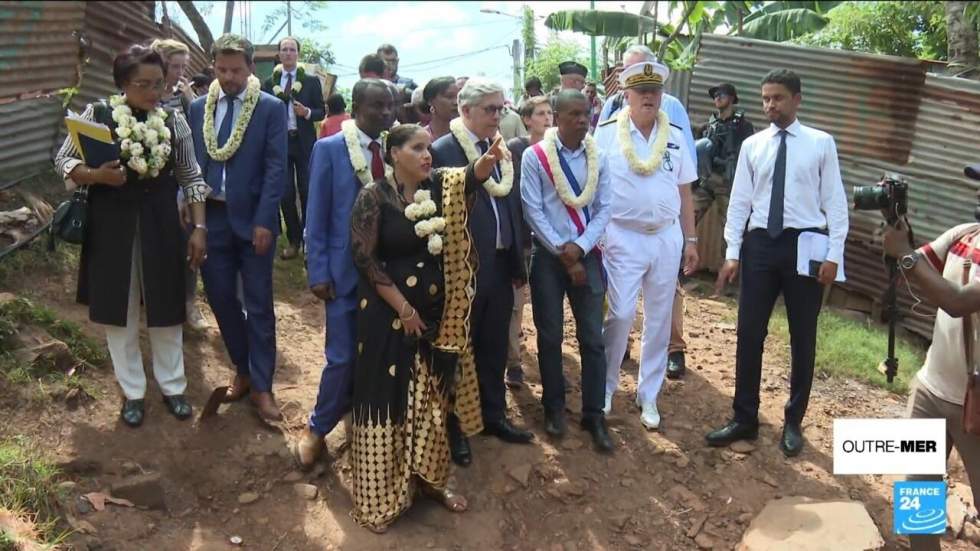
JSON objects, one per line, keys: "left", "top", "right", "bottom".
{"left": 281, "top": 133, "right": 311, "bottom": 246}
{"left": 470, "top": 251, "right": 515, "bottom": 424}
{"left": 733, "top": 229, "right": 823, "bottom": 426}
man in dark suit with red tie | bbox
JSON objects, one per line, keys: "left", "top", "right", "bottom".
{"left": 431, "top": 78, "right": 533, "bottom": 467}
{"left": 261, "top": 37, "right": 324, "bottom": 260}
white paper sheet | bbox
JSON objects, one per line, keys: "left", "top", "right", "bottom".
{"left": 796, "top": 231, "right": 846, "bottom": 282}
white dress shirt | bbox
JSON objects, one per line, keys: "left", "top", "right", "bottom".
{"left": 521, "top": 134, "right": 612, "bottom": 256}
{"left": 594, "top": 116, "right": 697, "bottom": 231}
{"left": 356, "top": 125, "right": 381, "bottom": 175}
{"left": 464, "top": 125, "right": 504, "bottom": 249}
{"left": 212, "top": 87, "right": 247, "bottom": 200}
{"left": 279, "top": 69, "right": 297, "bottom": 131}
{"left": 724, "top": 119, "right": 849, "bottom": 263}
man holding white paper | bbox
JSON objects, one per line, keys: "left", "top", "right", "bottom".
{"left": 707, "top": 69, "right": 848, "bottom": 457}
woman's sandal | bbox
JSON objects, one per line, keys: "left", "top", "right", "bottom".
{"left": 420, "top": 483, "right": 468, "bottom": 513}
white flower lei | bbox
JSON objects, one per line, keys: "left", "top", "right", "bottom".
{"left": 449, "top": 117, "right": 512, "bottom": 197}
{"left": 203, "top": 75, "right": 261, "bottom": 162}
{"left": 341, "top": 119, "right": 392, "bottom": 186}
{"left": 540, "top": 127, "right": 600, "bottom": 209}
{"left": 399, "top": 187, "right": 446, "bottom": 255}
{"left": 271, "top": 64, "right": 305, "bottom": 99}
{"left": 617, "top": 106, "right": 671, "bottom": 176}
{"left": 109, "top": 95, "right": 171, "bottom": 179}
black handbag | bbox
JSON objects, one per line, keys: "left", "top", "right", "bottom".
{"left": 48, "top": 186, "right": 88, "bottom": 250}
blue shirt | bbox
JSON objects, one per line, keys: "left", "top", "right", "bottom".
{"left": 598, "top": 92, "right": 696, "bottom": 161}
{"left": 520, "top": 134, "right": 612, "bottom": 256}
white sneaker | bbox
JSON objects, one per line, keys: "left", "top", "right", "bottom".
{"left": 603, "top": 393, "right": 613, "bottom": 415}
{"left": 640, "top": 401, "right": 661, "bottom": 431}
{"left": 186, "top": 301, "right": 209, "bottom": 330}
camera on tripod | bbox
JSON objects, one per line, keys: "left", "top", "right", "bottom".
{"left": 851, "top": 175, "right": 913, "bottom": 384}
{"left": 853, "top": 177, "right": 909, "bottom": 225}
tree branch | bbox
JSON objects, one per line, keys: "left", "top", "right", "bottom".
{"left": 177, "top": 1, "right": 214, "bottom": 53}
{"left": 657, "top": 1, "right": 698, "bottom": 60}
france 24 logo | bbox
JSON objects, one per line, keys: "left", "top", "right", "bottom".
{"left": 893, "top": 481, "right": 946, "bottom": 535}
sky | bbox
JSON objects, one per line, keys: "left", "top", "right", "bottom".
{"left": 167, "top": 1, "right": 655, "bottom": 99}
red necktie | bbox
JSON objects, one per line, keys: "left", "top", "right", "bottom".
{"left": 368, "top": 141, "right": 384, "bottom": 179}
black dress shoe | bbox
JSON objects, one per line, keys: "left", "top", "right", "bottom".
{"left": 483, "top": 418, "right": 534, "bottom": 444}
{"left": 120, "top": 399, "right": 145, "bottom": 427}
{"left": 162, "top": 394, "right": 192, "bottom": 420}
{"left": 780, "top": 423, "right": 804, "bottom": 457}
{"left": 666, "top": 351, "right": 686, "bottom": 380}
{"left": 447, "top": 419, "right": 471, "bottom": 467}
{"left": 580, "top": 416, "right": 614, "bottom": 453}
{"left": 705, "top": 420, "right": 759, "bottom": 447}
{"left": 544, "top": 409, "right": 566, "bottom": 438}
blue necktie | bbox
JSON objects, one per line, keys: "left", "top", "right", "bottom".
{"left": 767, "top": 130, "right": 787, "bottom": 239}
{"left": 477, "top": 140, "right": 512, "bottom": 249}
{"left": 207, "top": 96, "right": 236, "bottom": 196}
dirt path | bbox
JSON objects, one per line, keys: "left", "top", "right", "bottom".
{"left": 5, "top": 266, "right": 974, "bottom": 551}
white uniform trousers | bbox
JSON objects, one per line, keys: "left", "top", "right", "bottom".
{"left": 602, "top": 221, "right": 682, "bottom": 406}
{"left": 104, "top": 235, "right": 187, "bottom": 400}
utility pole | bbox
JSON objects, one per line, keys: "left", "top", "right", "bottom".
{"left": 286, "top": 0, "right": 292, "bottom": 36}
{"left": 512, "top": 38, "right": 522, "bottom": 102}
{"left": 589, "top": 0, "right": 597, "bottom": 81}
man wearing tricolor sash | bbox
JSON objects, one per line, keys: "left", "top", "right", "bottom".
{"left": 521, "top": 90, "right": 613, "bottom": 452}
{"left": 594, "top": 61, "right": 699, "bottom": 430}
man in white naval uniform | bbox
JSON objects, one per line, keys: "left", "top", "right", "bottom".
{"left": 594, "top": 61, "right": 699, "bottom": 429}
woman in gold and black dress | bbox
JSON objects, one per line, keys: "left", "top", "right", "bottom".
{"left": 348, "top": 124, "right": 505, "bottom": 532}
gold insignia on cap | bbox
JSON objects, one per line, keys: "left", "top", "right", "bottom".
{"left": 625, "top": 65, "right": 664, "bottom": 89}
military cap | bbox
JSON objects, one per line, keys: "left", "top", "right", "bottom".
{"left": 619, "top": 60, "right": 669, "bottom": 90}
{"left": 559, "top": 61, "right": 588, "bottom": 77}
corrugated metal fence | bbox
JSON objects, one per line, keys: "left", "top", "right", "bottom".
{"left": 0, "top": 0, "right": 207, "bottom": 179}
{"left": 686, "top": 35, "right": 980, "bottom": 338}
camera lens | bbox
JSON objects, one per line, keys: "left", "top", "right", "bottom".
{"left": 853, "top": 185, "right": 890, "bottom": 210}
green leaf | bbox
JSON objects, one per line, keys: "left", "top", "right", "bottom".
{"left": 740, "top": 8, "right": 829, "bottom": 41}
{"left": 544, "top": 10, "right": 659, "bottom": 37}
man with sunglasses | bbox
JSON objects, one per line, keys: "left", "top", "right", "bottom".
{"left": 432, "top": 78, "right": 533, "bottom": 467}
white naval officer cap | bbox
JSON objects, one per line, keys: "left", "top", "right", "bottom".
{"left": 619, "top": 60, "right": 670, "bottom": 90}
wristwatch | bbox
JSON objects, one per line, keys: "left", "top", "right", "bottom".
{"left": 899, "top": 251, "right": 921, "bottom": 270}
{"left": 685, "top": 237, "right": 698, "bottom": 244}
{"left": 192, "top": 224, "right": 208, "bottom": 233}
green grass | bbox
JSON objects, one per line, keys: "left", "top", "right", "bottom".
{"left": 0, "top": 296, "right": 104, "bottom": 399}
{"left": 0, "top": 436, "right": 69, "bottom": 547}
{"left": 272, "top": 238, "right": 309, "bottom": 295}
{"left": 766, "top": 307, "right": 923, "bottom": 395}
{"left": 0, "top": 241, "right": 79, "bottom": 292}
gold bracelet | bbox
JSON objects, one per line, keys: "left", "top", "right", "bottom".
{"left": 398, "top": 301, "right": 413, "bottom": 319}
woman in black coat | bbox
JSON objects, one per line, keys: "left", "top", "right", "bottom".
{"left": 54, "top": 45, "right": 210, "bottom": 427}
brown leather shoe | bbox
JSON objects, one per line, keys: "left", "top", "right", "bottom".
{"left": 294, "top": 427, "right": 325, "bottom": 471}
{"left": 223, "top": 375, "right": 251, "bottom": 403}
{"left": 250, "top": 391, "right": 283, "bottom": 422}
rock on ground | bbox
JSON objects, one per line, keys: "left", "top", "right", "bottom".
{"left": 738, "top": 497, "right": 884, "bottom": 551}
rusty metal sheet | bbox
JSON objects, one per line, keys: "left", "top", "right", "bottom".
{"left": 0, "top": 1, "right": 85, "bottom": 101}
{"left": 690, "top": 34, "right": 926, "bottom": 165}
{"left": 0, "top": 96, "right": 65, "bottom": 177}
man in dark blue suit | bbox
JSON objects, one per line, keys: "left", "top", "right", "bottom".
{"left": 431, "top": 78, "right": 533, "bottom": 467}
{"left": 294, "top": 79, "right": 394, "bottom": 469}
{"left": 187, "top": 34, "right": 288, "bottom": 421}
{"left": 261, "top": 37, "right": 325, "bottom": 260}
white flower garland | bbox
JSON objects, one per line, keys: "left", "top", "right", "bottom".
{"left": 271, "top": 64, "right": 305, "bottom": 100}
{"left": 540, "top": 127, "right": 600, "bottom": 209}
{"left": 203, "top": 75, "right": 261, "bottom": 162}
{"left": 341, "top": 119, "right": 392, "bottom": 186}
{"left": 617, "top": 106, "right": 671, "bottom": 176}
{"left": 400, "top": 188, "right": 446, "bottom": 255}
{"left": 449, "top": 117, "right": 512, "bottom": 197}
{"left": 109, "top": 95, "right": 171, "bottom": 179}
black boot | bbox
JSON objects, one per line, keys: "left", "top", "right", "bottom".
{"left": 120, "top": 399, "right": 145, "bottom": 428}
{"left": 780, "top": 423, "right": 804, "bottom": 457}
{"left": 705, "top": 420, "right": 758, "bottom": 447}
{"left": 666, "top": 351, "right": 686, "bottom": 380}
{"left": 544, "top": 409, "right": 566, "bottom": 438}
{"left": 580, "top": 416, "right": 613, "bottom": 453}
{"left": 447, "top": 415, "right": 471, "bottom": 467}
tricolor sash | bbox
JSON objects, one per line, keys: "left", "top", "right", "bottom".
{"left": 530, "top": 142, "right": 589, "bottom": 237}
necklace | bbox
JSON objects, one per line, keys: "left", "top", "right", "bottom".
{"left": 617, "top": 107, "right": 671, "bottom": 176}
{"left": 448, "top": 118, "right": 513, "bottom": 197}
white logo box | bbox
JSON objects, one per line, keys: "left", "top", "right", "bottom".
{"left": 833, "top": 419, "right": 946, "bottom": 475}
